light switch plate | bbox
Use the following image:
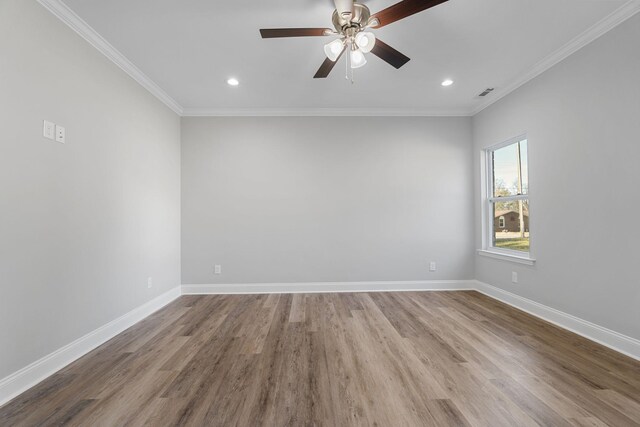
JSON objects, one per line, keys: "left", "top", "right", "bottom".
{"left": 43, "top": 120, "right": 55, "bottom": 140}
{"left": 55, "top": 125, "right": 65, "bottom": 143}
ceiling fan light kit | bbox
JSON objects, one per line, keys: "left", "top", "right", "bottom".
{"left": 260, "top": 0, "right": 449, "bottom": 79}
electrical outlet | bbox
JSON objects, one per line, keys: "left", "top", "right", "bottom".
{"left": 43, "top": 120, "right": 55, "bottom": 140}
{"left": 147, "top": 277, "right": 153, "bottom": 288}
{"left": 55, "top": 125, "right": 65, "bottom": 143}
{"left": 214, "top": 265, "right": 222, "bottom": 275}
{"left": 429, "top": 261, "right": 437, "bottom": 272}
{"left": 512, "top": 272, "right": 518, "bottom": 284}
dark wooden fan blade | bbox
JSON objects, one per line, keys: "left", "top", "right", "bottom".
{"left": 371, "top": 39, "right": 410, "bottom": 69}
{"left": 370, "top": 0, "right": 448, "bottom": 28}
{"left": 314, "top": 49, "right": 346, "bottom": 78}
{"left": 260, "top": 28, "right": 333, "bottom": 38}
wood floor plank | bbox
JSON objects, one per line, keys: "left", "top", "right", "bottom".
{"left": 490, "top": 377, "right": 574, "bottom": 427}
{"left": 511, "top": 374, "right": 592, "bottom": 419}
{"left": 1, "top": 291, "right": 639, "bottom": 426}
{"left": 594, "top": 389, "right": 640, "bottom": 421}
{"left": 288, "top": 293, "right": 305, "bottom": 323}
{"left": 569, "top": 417, "right": 613, "bottom": 427}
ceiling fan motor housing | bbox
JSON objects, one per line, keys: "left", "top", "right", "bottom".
{"left": 332, "top": 3, "right": 371, "bottom": 33}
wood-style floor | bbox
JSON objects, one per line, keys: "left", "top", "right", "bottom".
{"left": 1, "top": 291, "right": 639, "bottom": 426}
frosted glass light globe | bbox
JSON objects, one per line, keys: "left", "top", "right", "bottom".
{"left": 350, "top": 49, "right": 367, "bottom": 69}
{"left": 355, "top": 32, "right": 376, "bottom": 53}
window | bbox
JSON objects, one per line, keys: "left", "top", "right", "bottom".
{"left": 484, "top": 136, "right": 531, "bottom": 257}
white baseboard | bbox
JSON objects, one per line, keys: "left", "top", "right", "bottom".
{"left": 0, "top": 286, "right": 181, "bottom": 407}
{"left": 3, "top": 280, "right": 639, "bottom": 409}
{"left": 182, "top": 280, "right": 640, "bottom": 360}
{"left": 181, "top": 280, "right": 476, "bottom": 295}
{"left": 474, "top": 280, "right": 640, "bottom": 361}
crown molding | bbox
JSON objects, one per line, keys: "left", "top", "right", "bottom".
{"left": 36, "top": 0, "right": 184, "bottom": 116}
{"left": 471, "top": 0, "right": 640, "bottom": 116}
{"left": 38, "top": 0, "right": 640, "bottom": 118}
{"left": 181, "top": 107, "right": 473, "bottom": 117}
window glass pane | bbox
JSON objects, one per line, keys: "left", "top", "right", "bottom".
{"left": 492, "top": 199, "right": 529, "bottom": 252}
{"left": 493, "top": 139, "right": 528, "bottom": 197}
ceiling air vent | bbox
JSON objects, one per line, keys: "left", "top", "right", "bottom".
{"left": 478, "top": 88, "right": 495, "bottom": 97}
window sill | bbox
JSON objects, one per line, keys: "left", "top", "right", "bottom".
{"left": 477, "top": 249, "right": 536, "bottom": 266}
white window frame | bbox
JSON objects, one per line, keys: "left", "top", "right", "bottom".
{"left": 478, "top": 135, "right": 535, "bottom": 265}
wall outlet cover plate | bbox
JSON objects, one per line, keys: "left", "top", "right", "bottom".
{"left": 43, "top": 120, "right": 55, "bottom": 140}
{"left": 55, "top": 125, "right": 65, "bottom": 143}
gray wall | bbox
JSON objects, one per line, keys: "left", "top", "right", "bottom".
{"left": 0, "top": 0, "right": 181, "bottom": 378}
{"left": 473, "top": 14, "right": 640, "bottom": 340}
{"left": 182, "top": 117, "right": 474, "bottom": 284}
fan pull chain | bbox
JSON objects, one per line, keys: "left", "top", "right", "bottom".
{"left": 345, "top": 41, "right": 354, "bottom": 84}
{"left": 345, "top": 44, "right": 349, "bottom": 80}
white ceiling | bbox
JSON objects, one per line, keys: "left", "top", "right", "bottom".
{"left": 58, "top": 0, "right": 631, "bottom": 114}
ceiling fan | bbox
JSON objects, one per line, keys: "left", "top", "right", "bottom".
{"left": 260, "top": 0, "right": 449, "bottom": 79}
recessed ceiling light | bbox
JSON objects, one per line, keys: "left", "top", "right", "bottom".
{"left": 227, "top": 78, "right": 239, "bottom": 86}
{"left": 441, "top": 79, "right": 454, "bottom": 87}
